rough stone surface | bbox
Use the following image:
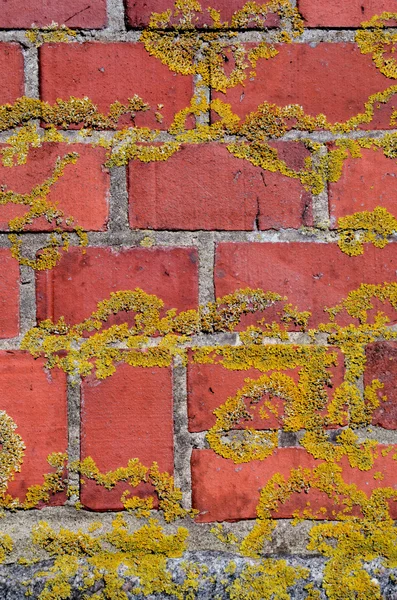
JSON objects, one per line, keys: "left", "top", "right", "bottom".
{"left": 0, "top": 553, "right": 396, "bottom": 599}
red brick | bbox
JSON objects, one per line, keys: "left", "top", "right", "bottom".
{"left": 365, "top": 342, "right": 397, "bottom": 429}
{"left": 0, "top": 144, "right": 109, "bottom": 232}
{"left": 191, "top": 448, "right": 397, "bottom": 522}
{"left": 0, "top": 250, "right": 19, "bottom": 338}
{"left": 187, "top": 348, "right": 344, "bottom": 432}
{"left": 215, "top": 242, "right": 397, "bottom": 327}
{"left": 36, "top": 246, "right": 199, "bottom": 325}
{"left": 0, "top": 0, "right": 107, "bottom": 28}
{"left": 329, "top": 148, "right": 397, "bottom": 226}
{"left": 298, "top": 0, "right": 397, "bottom": 27}
{"left": 126, "top": 0, "right": 279, "bottom": 28}
{"left": 214, "top": 43, "right": 394, "bottom": 128}
{"left": 0, "top": 351, "right": 67, "bottom": 504}
{"left": 40, "top": 43, "right": 194, "bottom": 129}
{"left": 80, "top": 363, "right": 173, "bottom": 510}
{"left": 128, "top": 143, "right": 312, "bottom": 231}
{"left": 0, "top": 44, "right": 24, "bottom": 105}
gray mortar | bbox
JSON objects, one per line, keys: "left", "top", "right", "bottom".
{"left": 108, "top": 166, "right": 130, "bottom": 233}
{"left": 22, "top": 45, "right": 39, "bottom": 98}
{"left": 19, "top": 264, "right": 36, "bottom": 334}
{"left": 0, "top": 506, "right": 322, "bottom": 562}
{"left": 172, "top": 359, "right": 193, "bottom": 508}
{"left": 106, "top": 0, "right": 127, "bottom": 32}
{"left": 66, "top": 375, "right": 82, "bottom": 504}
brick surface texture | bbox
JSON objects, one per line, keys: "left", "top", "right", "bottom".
{"left": 2, "top": 0, "right": 397, "bottom": 588}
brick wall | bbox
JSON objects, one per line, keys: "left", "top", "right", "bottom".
{"left": 1, "top": 0, "right": 397, "bottom": 595}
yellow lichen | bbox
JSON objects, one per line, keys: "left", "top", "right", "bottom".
{"left": 25, "top": 22, "right": 77, "bottom": 47}
{"left": 356, "top": 13, "right": 397, "bottom": 79}
{"left": 337, "top": 206, "right": 397, "bottom": 256}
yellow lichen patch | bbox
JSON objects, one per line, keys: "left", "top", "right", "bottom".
{"left": 226, "top": 559, "right": 308, "bottom": 599}
{"left": 0, "top": 533, "right": 13, "bottom": 564}
{"left": 241, "top": 461, "right": 397, "bottom": 583}
{"left": 21, "top": 284, "right": 397, "bottom": 474}
{"left": 337, "top": 207, "right": 397, "bottom": 256}
{"left": 0, "top": 96, "right": 150, "bottom": 134}
{"left": 0, "top": 411, "right": 25, "bottom": 499}
{"left": 356, "top": 13, "right": 397, "bottom": 79}
{"left": 25, "top": 22, "right": 77, "bottom": 47}
{"left": 141, "top": 1, "right": 302, "bottom": 92}
{"left": 4, "top": 90, "right": 397, "bottom": 273}
{"left": 25, "top": 516, "right": 201, "bottom": 600}
{"left": 210, "top": 523, "right": 239, "bottom": 546}
{"left": 0, "top": 152, "right": 89, "bottom": 270}
{"left": 72, "top": 456, "right": 197, "bottom": 522}
{"left": 21, "top": 288, "right": 285, "bottom": 377}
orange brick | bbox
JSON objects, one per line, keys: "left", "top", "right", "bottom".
{"left": 80, "top": 364, "right": 174, "bottom": 510}
{"left": 36, "top": 246, "right": 199, "bottom": 325}
{"left": 0, "top": 250, "right": 19, "bottom": 339}
{"left": 0, "top": 144, "right": 109, "bottom": 232}
{"left": 0, "top": 351, "right": 67, "bottom": 504}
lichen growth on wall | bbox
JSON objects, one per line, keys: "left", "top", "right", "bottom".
{"left": 3, "top": 1, "right": 397, "bottom": 268}
{"left": 2, "top": 2, "right": 397, "bottom": 598}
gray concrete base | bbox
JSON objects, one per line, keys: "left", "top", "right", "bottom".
{"left": 0, "top": 553, "right": 396, "bottom": 599}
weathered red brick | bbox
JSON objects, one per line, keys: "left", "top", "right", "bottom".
{"left": 0, "top": 250, "right": 19, "bottom": 338}
{"left": 329, "top": 148, "right": 397, "bottom": 226}
{"left": 0, "top": 44, "right": 24, "bottom": 104}
{"left": 214, "top": 43, "right": 394, "bottom": 127}
{"left": 365, "top": 342, "right": 397, "bottom": 429}
{"left": 36, "top": 246, "right": 199, "bottom": 325}
{"left": 0, "top": 144, "right": 109, "bottom": 232}
{"left": 81, "top": 363, "right": 173, "bottom": 510}
{"left": 125, "top": 0, "right": 279, "bottom": 28}
{"left": 40, "top": 43, "right": 194, "bottom": 129}
{"left": 128, "top": 143, "right": 312, "bottom": 231}
{"left": 191, "top": 448, "right": 397, "bottom": 521}
{"left": 215, "top": 242, "right": 397, "bottom": 326}
{"left": 0, "top": 0, "right": 107, "bottom": 28}
{"left": 298, "top": 0, "right": 397, "bottom": 27}
{"left": 187, "top": 348, "right": 344, "bottom": 432}
{"left": 0, "top": 351, "right": 67, "bottom": 504}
